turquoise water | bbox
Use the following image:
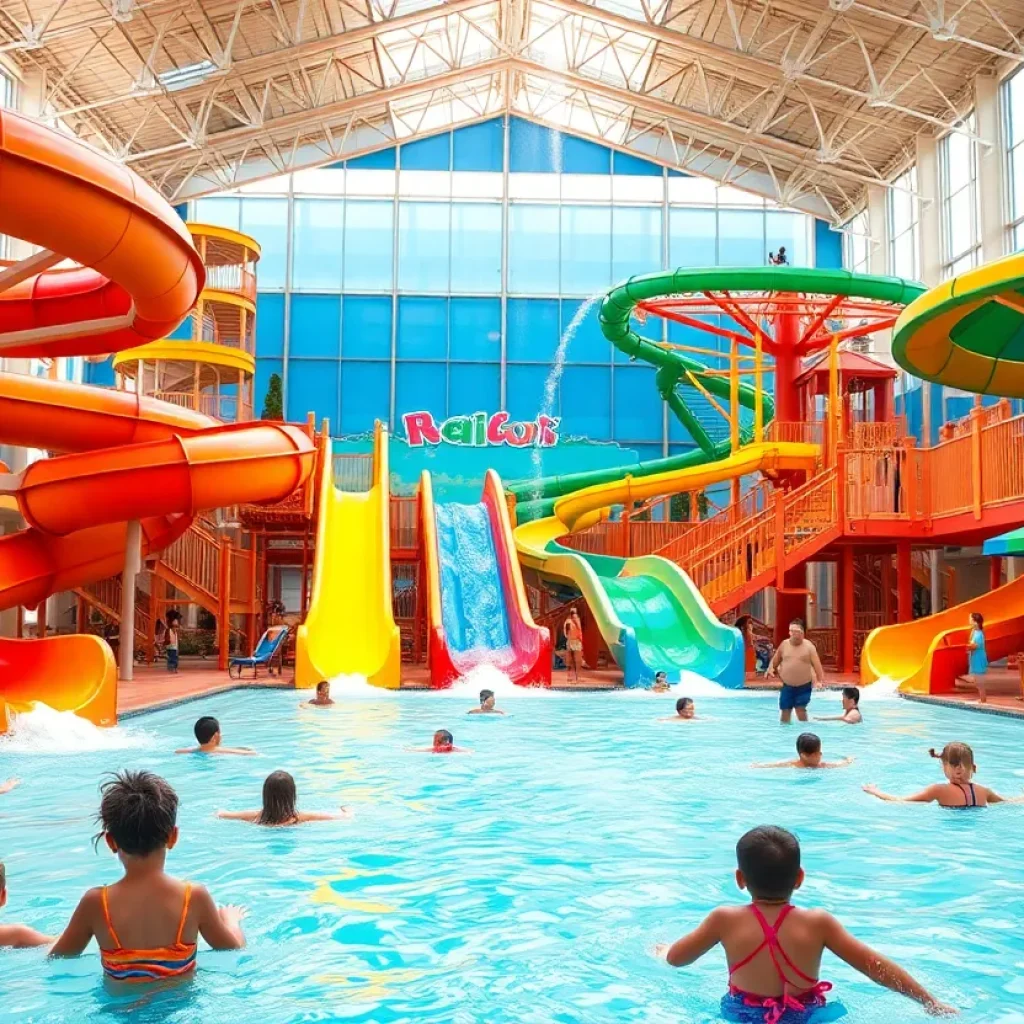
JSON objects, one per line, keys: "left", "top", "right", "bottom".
{"left": 3, "top": 687, "right": 1024, "bottom": 1023}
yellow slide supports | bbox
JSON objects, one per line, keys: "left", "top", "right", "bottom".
{"left": 295, "top": 422, "right": 401, "bottom": 689}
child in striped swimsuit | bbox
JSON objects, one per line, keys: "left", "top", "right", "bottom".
{"left": 50, "top": 770, "right": 246, "bottom": 981}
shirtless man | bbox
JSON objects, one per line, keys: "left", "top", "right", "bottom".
{"left": 563, "top": 608, "right": 583, "bottom": 683}
{"left": 767, "top": 619, "right": 823, "bottom": 724}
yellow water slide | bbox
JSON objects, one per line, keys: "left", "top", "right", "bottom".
{"left": 295, "top": 422, "right": 401, "bottom": 689}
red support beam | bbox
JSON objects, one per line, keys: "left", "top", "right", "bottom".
{"left": 896, "top": 541, "right": 914, "bottom": 623}
{"left": 839, "top": 546, "right": 855, "bottom": 675}
{"left": 990, "top": 556, "right": 1003, "bottom": 592}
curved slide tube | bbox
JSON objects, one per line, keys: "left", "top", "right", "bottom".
{"left": 295, "top": 423, "right": 401, "bottom": 689}
{"left": 0, "top": 108, "right": 204, "bottom": 359}
{"left": 516, "top": 442, "right": 818, "bottom": 688}
{"left": 421, "top": 470, "right": 550, "bottom": 688}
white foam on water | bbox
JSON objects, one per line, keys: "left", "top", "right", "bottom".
{"left": 0, "top": 704, "right": 152, "bottom": 754}
{"left": 859, "top": 675, "right": 900, "bottom": 700}
{"left": 320, "top": 673, "right": 379, "bottom": 698}
{"left": 448, "top": 663, "right": 548, "bottom": 698}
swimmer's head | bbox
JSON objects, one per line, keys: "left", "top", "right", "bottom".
{"left": 433, "top": 729, "right": 454, "bottom": 752}
{"left": 930, "top": 742, "right": 976, "bottom": 782}
{"left": 258, "top": 770, "right": 299, "bottom": 826}
{"left": 841, "top": 687, "right": 860, "bottom": 710}
{"left": 96, "top": 770, "right": 179, "bottom": 859}
{"left": 194, "top": 715, "right": 220, "bottom": 746}
{"left": 655, "top": 671, "right": 668, "bottom": 684}
{"left": 316, "top": 680, "right": 330, "bottom": 699}
{"left": 735, "top": 825, "right": 803, "bottom": 902}
{"left": 676, "top": 697, "right": 695, "bottom": 718}
{"left": 796, "top": 732, "right": 822, "bottom": 767}
{"left": 479, "top": 689, "right": 495, "bottom": 710}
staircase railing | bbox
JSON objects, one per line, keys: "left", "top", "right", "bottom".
{"left": 76, "top": 576, "right": 152, "bottom": 647}
{"left": 158, "top": 520, "right": 221, "bottom": 607}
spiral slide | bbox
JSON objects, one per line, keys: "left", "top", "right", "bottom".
{"left": 862, "top": 253, "right": 1024, "bottom": 692}
{"left": 420, "top": 469, "right": 550, "bottom": 688}
{"left": 0, "top": 108, "right": 316, "bottom": 729}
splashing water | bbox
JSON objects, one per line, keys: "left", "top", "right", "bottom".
{"left": 859, "top": 675, "right": 900, "bottom": 700}
{"left": 0, "top": 704, "right": 152, "bottom": 754}
{"left": 321, "top": 673, "right": 379, "bottom": 699}
{"left": 529, "top": 294, "right": 602, "bottom": 491}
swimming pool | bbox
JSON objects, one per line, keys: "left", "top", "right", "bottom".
{"left": 2, "top": 685, "right": 1024, "bottom": 1023}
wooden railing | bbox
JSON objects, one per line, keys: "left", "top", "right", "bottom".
{"left": 78, "top": 576, "right": 151, "bottom": 644}
{"left": 561, "top": 518, "right": 693, "bottom": 558}
{"left": 765, "top": 420, "right": 826, "bottom": 447}
{"left": 151, "top": 390, "right": 253, "bottom": 423}
{"left": 939, "top": 398, "right": 1012, "bottom": 440}
{"left": 390, "top": 496, "right": 419, "bottom": 551}
{"left": 332, "top": 454, "right": 373, "bottom": 493}
{"left": 160, "top": 521, "right": 221, "bottom": 605}
{"left": 205, "top": 263, "right": 257, "bottom": 303}
{"left": 848, "top": 418, "right": 905, "bottom": 448}
{"left": 784, "top": 468, "right": 837, "bottom": 556}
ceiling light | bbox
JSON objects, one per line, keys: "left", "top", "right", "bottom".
{"left": 158, "top": 60, "right": 217, "bottom": 92}
{"left": 111, "top": 0, "right": 136, "bottom": 22}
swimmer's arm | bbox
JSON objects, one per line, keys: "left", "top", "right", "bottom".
{"left": 0, "top": 923, "right": 54, "bottom": 948}
{"left": 214, "top": 747, "right": 258, "bottom": 756}
{"left": 0, "top": 777, "right": 20, "bottom": 794}
{"left": 193, "top": 885, "right": 246, "bottom": 950}
{"left": 813, "top": 715, "right": 846, "bottom": 721}
{"left": 821, "top": 911, "right": 955, "bottom": 1015}
{"left": 844, "top": 710, "right": 862, "bottom": 723}
{"left": 174, "top": 746, "right": 199, "bottom": 754}
{"left": 766, "top": 647, "right": 782, "bottom": 677}
{"left": 810, "top": 647, "right": 825, "bottom": 686}
{"left": 862, "top": 783, "right": 940, "bottom": 803}
{"left": 751, "top": 759, "right": 799, "bottom": 768}
{"left": 49, "top": 889, "right": 100, "bottom": 957}
{"left": 822, "top": 757, "right": 855, "bottom": 769}
{"left": 658, "top": 908, "right": 724, "bottom": 966}
{"left": 982, "top": 788, "right": 1024, "bottom": 804}
{"left": 296, "top": 807, "right": 353, "bottom": 822}
{"left": 216, "top": 809, "right": 261, "bottom": 821}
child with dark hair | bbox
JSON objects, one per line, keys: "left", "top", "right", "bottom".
{"left": 50, "top": 770, "right": 245, "bottom": 976}
{"left": 652, "top": 671, "right": 671, "bottom": 693}
{"left": 753, "top": 733, "right": 853, "bottom": 770}
{"left": 955, "top": 611, "right": 989, "bottom": 703}
{"left": 165, "top": 612, "right": 180, "bottom": 674}
{"left": 301, "top": 680, "right": 335, "bottom": 708}
{"left": 661, "top": 697, "right": 697, "bottom": 721}
{"left": 217, "top": 770, "right": 351, "bottom": 826}
{"left": 864, "top": 742, "right": 1024, "bottom": 807}
{"left": 0, "top": 861, "right": 52, "bottom": 948}
{"left": 411, "top": 729, "right": 470, "bottom": 754}
{"left": 468, "top": 689, "right": 505, "bottom": 715}
{"left": 657, "top": 825, "right": 954, "bottom": 1018}
{"left": 175, "top": 716, "right": 256, "bottom": 756}
{"left": 816, "top": 687, "right": 862, "bottom": 725}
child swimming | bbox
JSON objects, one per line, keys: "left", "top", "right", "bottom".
{"left": 661, "top": 697, "right": 697, "bottom": 721}
{"left": 863, "top": 742, "right": 1024, "bottom": 808}
{"left": 656, "top": 825, "right": 954, "bottom": 1019}
{"left": 50, "top": 770, "right": 246, "bottom": 977}
{"left": 217, "top": 770, "right": 351, "bottom": 825}
{"left": 753, "top": 733, "right": 853, "bottom": 770}
{"left": 652, "top": 671, "right": 671, "bottom": 692}
{"left": 468, "top": 689, "right": 505, "bottom": 715}
{"left": 301, "top": 680, "right": 335, "bottom": 708}
{"left": 412, "top": 729, "right": 470, "bottom": 754}
{"left": 175, "top": 716, "right": 257, "bottom": 756}
{"left": 0, "top": 861, "right": 52, "bottom": 948}
{"left": 815, "top": 687, "right": 862, "bottom": 725}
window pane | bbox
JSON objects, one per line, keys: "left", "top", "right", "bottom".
{"left": 944, "top": 130, "right": 972, "bottom": 193}
{"left": 241, "top": 199, "right": 287, "bottom": 288}
{"left": 292, "top": 199, "right": 343, "bottom": 290}
{"left": 290, "top": 294, "right": 341, "bottom": 357}
{"left": 509, "top": 205, "right": 559, "bottom": 294}
{"left": 561, "top": 366, "right": 611, "bottom": 440}
{"left": 614, "top": 366, "right": 662, "bottom": 441}
{"left": 1011, "top": 145, "right": 1024, "bottom": 223}
{"left": 506, "top": 364, "right": 550, "bottom": 421}
{"left": 450, "top": 202, "right": 501, "bottom": 293}
{"left": 947, "top": 188, "right": 975, "bottom": 259}
{"left": 560, "top": 205, "right": 612, "bottom": 295}
{"left": 398, "top": 201, "right": 450, "bottom": 292}
{"left": 507, "top": 298, "right": 560, "bottom": 361}
{"left": 449, "top": 363, "right": 500, "bottom": 415}
{"left": 396, "top": 363, "right": 446, "bottom": 423}
{"left": 287, "top": 358, "right": 338, "bottom": 424}
{"left": 194, "top": 197, "right": 241, "bottom": 230}
{"left": 765, "top": 211, "right": 807, "bottom": 267}
{"left": 340, "top": 362, "right": 390, "bottom": 434}
{"left": 560, "top": 299, "right": 608, "bottom": 363}
{"left": 1009, "top": 74, "right": 1024, "bottom": 148}
{"left": 718, "top": 209, "right": 766, "bottom": 267}
{"left": 397, "top": 296, "right": 447, "bottom": 359}
{"left": 449, "top": 297, "right": 501, "bottom": 361}
{"left": 255, "top": 293, "right": 285, "bottom": 356}
{"left": 612, "top": 206, "right": 662, "bottom": 281}
{"left": 344, "top": 201, "right": 394, "bottom": 290}
{"left": 669, "top": 208, "right": 716, "bottom": 267}
{"left": 342, "top": 296, "right": 392, "bottom": 359}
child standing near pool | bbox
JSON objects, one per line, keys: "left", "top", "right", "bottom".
{"left": 955, "top": 612, "right": 988, "bottom": 703}
{"left": 165, "top": 616, "right": 180, "bottom": 674}
{"left": 50, "top": 770, "right": 246, "bottom": 976}
{"left": 657, "top": 825, "right": 954, "bottom": 1019}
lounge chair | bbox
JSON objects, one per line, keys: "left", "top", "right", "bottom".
{"left": 229, "top": 626, "right": 289, "bottom": 679}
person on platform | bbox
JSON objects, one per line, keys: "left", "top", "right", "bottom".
{"left": 767, "top": 619, "right": 823, "bottom": 723}
{"left": 734, "top": 616, "right": 758, "bottom": 678}
{"left": 652, "top": 671, "right": 671, "bottom": 692}
{"left": 563, "top": 608, "right": 584, "bottom": 683}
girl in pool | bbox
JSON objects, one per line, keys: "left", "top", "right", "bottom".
{"left": 217, "top": 770, "right": 351, "bottom": 826}
{"left": 955, "top": 611, "right": 988, "bottom": 703}
{"left": 863, "top": 742, "right": 1024, "bottom": 808}
{"left": 50, "top": 770, "right": 246, "bottom": 977}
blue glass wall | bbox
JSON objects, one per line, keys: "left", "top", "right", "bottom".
{"left": 184, "top": 116, "right": 829, "bottom": 457}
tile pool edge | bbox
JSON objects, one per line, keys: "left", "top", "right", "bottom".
{"left": 119, "top": 682, "right": 295, "bottom": 719}
{"left": 899, "top": 692, "right": 1024, "bottom": 720}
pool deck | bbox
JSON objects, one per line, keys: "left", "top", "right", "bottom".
{"left": 116, "top": 661, "right": 1024, "bottom": 720}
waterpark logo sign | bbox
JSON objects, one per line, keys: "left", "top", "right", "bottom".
{"left": 403, "top": 411, "right": 560, "bottom": 448}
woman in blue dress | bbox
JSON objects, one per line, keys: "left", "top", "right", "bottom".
{"left": 956, "top": 611, "right": 988, "bottom": 703}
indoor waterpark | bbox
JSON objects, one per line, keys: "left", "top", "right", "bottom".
{"left": 2, "top": 1, "right": 1024, "bottom": 1021}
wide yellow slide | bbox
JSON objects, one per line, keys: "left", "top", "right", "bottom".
{"left": 295, "top": 422, "right": 401, "bottom": 689}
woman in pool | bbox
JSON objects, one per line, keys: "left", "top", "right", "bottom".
{"left": 217, "top": 770, "right": 351, "bottom": 826}
{"left": 955, "top": 611, "right": 988, "bottom": 703}
{"left": 863, "top": 742, "right": 1024, "bottom": 808}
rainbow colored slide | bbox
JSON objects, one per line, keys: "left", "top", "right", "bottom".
{"left": 420, "top": 470, "right": 550, "bottom": 687}
{"left": 0, "top": 107, "right": 316, "bottom": 729}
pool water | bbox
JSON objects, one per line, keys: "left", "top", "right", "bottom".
{"left": 3, "top": 684, "right": 1024, "bottom": 1023}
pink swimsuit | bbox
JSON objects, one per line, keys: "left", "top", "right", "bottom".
{"left": 726, "top": 905, "right": 832, "bottom": 1024}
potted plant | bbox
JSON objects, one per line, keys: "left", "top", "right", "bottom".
{"left": 261, "top": 373, "right": 283, "bottom": 421}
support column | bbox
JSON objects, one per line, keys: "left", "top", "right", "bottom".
{"left": 881, "top": 553, "right": 893, "bottom": 623}
{"left": 990, "top": 555, "right": 1003, "bottom": 592}
{"left": 875, "top": 381, "right": 891, "bottom": 424}
{"left": 119, "top": 520, "right": 142, "bottom": 681}
{"left": 839, "top": 546, "right": 855, "bottom": 675}
{"left": 930, "top": 549, "right": 942, "bottom": 614}
{"left": 975, "top": 75, "right": 1007, "bottom": 263}
{"left": 866, "top": 184, "right": 888, "bottom": 277}
{"left": 917, "top": 133, "right": 942, "bottom": 447}
{"left": 218, "top": 535, "right": 231, "bottom": 671}
{"left": 771, "top": 311, "right": 801, "bottom": 423}
{"left": 896, "top": 541, "right": 913, "bottom": 623}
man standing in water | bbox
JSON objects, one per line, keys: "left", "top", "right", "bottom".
{"left": 767, "top": 619, "right": 823, "bottom": 724}
{"left": 563, "top": 607, "right": 584, "bottom": 683}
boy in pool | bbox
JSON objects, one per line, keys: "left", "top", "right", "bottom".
{"left": 468, "top": 689, "right": 505, "bottom": 715}
{"left": 863, "top": 741, "right": 1024, "bottom": 808}
{"left": 175, "top": 716, "right": 257, "bottom": 755}
{"left": 753, "top": 733, "right": 853, "bottom": 770}
{"left": 50, "top": 770, "right": 246, "bottom": 976}
{"left": 0, "top": 862, "right": 52, "bottom": 948}
{"left": 815, "top": 687, "right": 862, "bottom": 725}
{"left": 656, "top": 825, "right": 954, "bottom": 1019}
{"left": 652, "top": 671, "right": 671, "bottom": 692}
{"left": 301, "top": 680, "right": 335, "bottom": 708}
{"left": 661, "top": 697, "right": 698, "bottom": 721}
{"left": 413, "top": 729, "right": 469, "bottom": 754}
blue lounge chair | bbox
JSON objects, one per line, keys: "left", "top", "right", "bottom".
{"left": 229, "top": 626, "right": 289, "bottom": 679}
